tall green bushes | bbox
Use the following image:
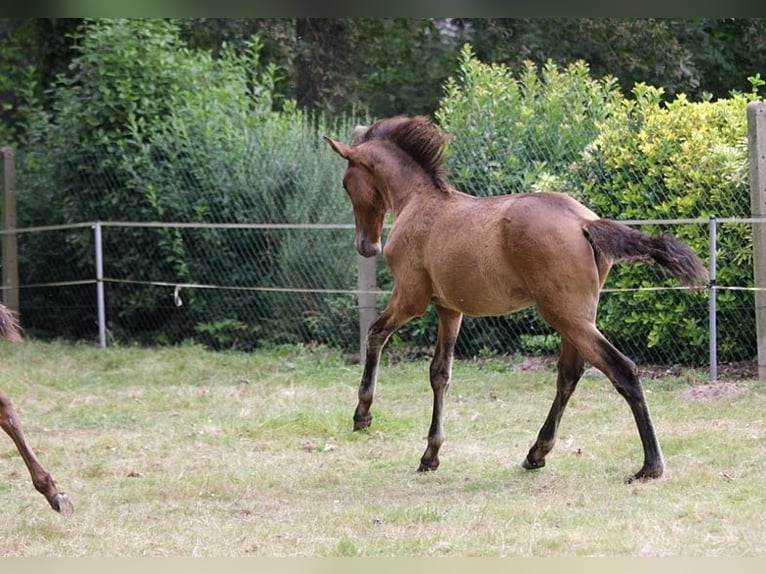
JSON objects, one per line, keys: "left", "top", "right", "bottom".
{"left": 437, "top": 44, "right": 622, "bottom": 197}
{"left": 571, "top": 85, "right": 754, "bottom": 362}
{"left": 435, "top": 45, "right": 757, "bottom": 364}
{"left": 14, "top": 19, "right": 360, "bottom": 348}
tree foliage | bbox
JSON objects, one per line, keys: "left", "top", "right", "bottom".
{"left": 464, "top": 18, "right": 766, "bottom": 102}
{"left": 436, "top": 48, "right": 761, "bottom": 363}
{"left": 4, "top": 18, "right": 766, "bottom": 126}
{"left": 13, "top": 18, "right": 360, "bottom": 348}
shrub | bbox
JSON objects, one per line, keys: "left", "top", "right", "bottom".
{"left": 436, "top": 44, "right": 622, "bottom": 197}
{"left": 571, "top": 84, "right": 754, "bottom": 363}
{"left": 435, "top": 45, "right": 757, "bottom": 364}
{"left": 14, "top": 19, "right": 362, "bottom": 349}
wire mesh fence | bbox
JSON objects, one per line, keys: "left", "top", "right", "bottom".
{"left": 14, "top": 222, "right": 361, "bottom": 350}
{"left": 2, "top": 75, "right": 763, "bottom": 372}
{"left": 4, "top": 216, "right": 757, "bottom": 374}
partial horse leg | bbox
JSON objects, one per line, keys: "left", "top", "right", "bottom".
{"left": 353, "top": 314, "right": 391, "bottom": 430}
{"left": 353, "top": 304, "right": 416, "bottom": 431}
{"left": 419, "top": 306, "right": 463, "bottom": 472}
{"left": 533, "top": 320, "right": 664, "bottom": 482}
{"left": 523, "top": 339, "right": 584, "bottom": 471}
{"left": 592, "top": 336, "right": 664, "bottom": 482}
{"left": 0, "top": 390, "right": 74, "bottom": 516}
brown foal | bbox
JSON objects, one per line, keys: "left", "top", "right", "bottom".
{"left": 326, "top": 115, "right": 707, "bottom": 482}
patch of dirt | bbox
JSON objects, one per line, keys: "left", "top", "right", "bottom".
{"left": 676, "top": 380, "right": 751, "bottom": 402}
{"left": 516, "top": 356, "right": 556, "bottom": 372}
{"left": 639, "top": 360, "right": 758, "bottom": 402}
{"left": 639, "top": 360, "right": 758, "bottom": 382}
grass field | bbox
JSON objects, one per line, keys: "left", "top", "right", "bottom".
{"left": 1, "top": 339, "right": 764, "bottom": 557}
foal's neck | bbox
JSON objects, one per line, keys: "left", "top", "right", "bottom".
{"left": 380, "top": 171, "right": 443, "bottom": 218}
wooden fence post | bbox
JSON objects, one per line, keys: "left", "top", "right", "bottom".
{"left": 1, "top": 146, "right": 19, "bottom": 315}
{"left": 748, "top": 102, "right": 766, "bottom": 378}
{"left": 357, "top": 253, "right": 377, "bottom": 361}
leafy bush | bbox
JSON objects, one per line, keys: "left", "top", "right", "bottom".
{"left": 571, "top": 84, "right": 754, "bottom": 363}
{"left": 435, "top": 45, "right": 757, "bottom": 364}
{"left": 436, "top": 44, "right": 622, "bottom": 197}
{"left": 14, "top": 19, "right": 361, "bottom": 349}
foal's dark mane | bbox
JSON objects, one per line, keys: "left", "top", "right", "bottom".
{"left": 355, "top": 115, "right": 451, "bottom": 192}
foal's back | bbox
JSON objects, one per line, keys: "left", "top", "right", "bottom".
{"left": 414, "top": 190, "right": 606, "bottom": 317}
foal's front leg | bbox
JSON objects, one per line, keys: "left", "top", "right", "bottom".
{"left": 353, "top": 307, "right": 408, "bottom": 431}
{"left": 523, "top": 339, "right": 584, "bottom": 471}
{"left": 354, "top": 282, "right": 433, "bottom": 431}
{"left": 419, "top": 307, "right": 463, "bottom": 472}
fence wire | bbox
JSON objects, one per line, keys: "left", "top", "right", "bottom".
{"left": 4, "top": 94, "right": 761, "bottom": 370}
{"left": 6, "top": 217, "right": 756, "bottom": 370}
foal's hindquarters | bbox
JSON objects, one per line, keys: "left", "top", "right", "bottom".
{"left": 501, "top": 197, "right": 665, "bottom": 482}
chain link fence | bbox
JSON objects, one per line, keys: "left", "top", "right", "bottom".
{"left": 3, "top": 100, "right": 763, "bottom": 373}
{"left": 0, "top": 212, "right": 754, "bottom": 371}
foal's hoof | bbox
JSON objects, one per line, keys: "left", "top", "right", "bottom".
{"left": 625, "top": 465, "right": 664, "bottom": 484}
{"left": 353, "top": 413, "right": 372, "bottom": 431}
{"left": 521, "top": 456, "right": 545, "bottom": 471}
{"left": 51, "top": 492, "right": 74, "bottom": 518}
{"left": 418, "top": 459, "right": 439, "bottom": 472}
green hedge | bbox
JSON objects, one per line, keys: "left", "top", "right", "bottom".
{"left": 13, "top": 19, "right": 361, "bottom": 349}
{"left": 434, "top": 45, "right": 758, "bottom": 364}
{"left": 571, "top": 84, "right": 753, "bottom": 363}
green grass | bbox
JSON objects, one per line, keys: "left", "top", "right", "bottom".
{"left": 1, "top": 340, "right": 764, "bottom": 556}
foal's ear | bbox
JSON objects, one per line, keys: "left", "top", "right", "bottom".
{"left": 324, "top": 136, "right": 354, "bottom": 160}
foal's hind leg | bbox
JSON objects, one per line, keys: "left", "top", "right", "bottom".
{"left": 523, "top": 339, "right": 584, "bottom": 471}
{"left": 0, "top": 390, "right": 73, "bottom": 516}
{"left": 543, "top": 323, "right": 664, "bottom": 482}
{"left": 591, "top": 336, "right": 665, "bottom": 482}
{"left": 419, "top": 306, "right": 462, "bottom": 472}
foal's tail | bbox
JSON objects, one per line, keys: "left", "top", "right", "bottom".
{"left": 0, "top": 303, "right": 21, "bottom": 342}
{"left": 583, "top": 218, "right": 709, "bottom": 289}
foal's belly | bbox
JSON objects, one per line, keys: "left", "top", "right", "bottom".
{"left": 433, "top": 293, "right": 534, "bottom": 317}
{"left": 430, "top": 268, "right": 534, "bottom": 317}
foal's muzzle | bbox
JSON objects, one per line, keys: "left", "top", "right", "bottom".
{"left": 356, "top": 235, "right": 382, "bottom": 258}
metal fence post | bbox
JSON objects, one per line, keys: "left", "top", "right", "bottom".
{"left": 748, "top": 101, "right": 766, "bottom": 378}
{"left": 357, "top": 253, "right": 377, "bottom": 360}
{"left": 1, "top": 146, "right": 19, "bottom": 315}
{"left": 708, "top": 216, "right": 717, "bottom": 383}
{"left": 94, "top": 221, "right": 107, "bottom": 348}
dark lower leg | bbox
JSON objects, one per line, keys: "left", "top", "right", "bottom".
{"left": 418, "top": 358, "right": 451, "bottom": 471}
{"left": 523, "top": 341, "right": 584, "bottom": 470}
{"left": 591, "top": 339, "right": 664, "bottom": 482}
{"left": 353, "top": 310, "right": 403, "bottom": 431}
